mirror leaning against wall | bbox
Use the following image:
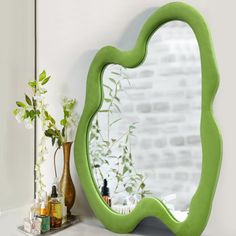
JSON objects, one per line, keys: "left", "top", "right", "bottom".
{"left": 74, "top": 2, "right": 221, "bottom": 236}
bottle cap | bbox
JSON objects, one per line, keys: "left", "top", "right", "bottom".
{"left": 101, "top": 179, "right": 110, "bottom": 196}
{"left": 51, "top": 185, "right": 58, "bottom": 198}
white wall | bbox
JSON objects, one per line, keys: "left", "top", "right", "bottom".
{"left": 0, "top": 0, "right": 35, "bottom": 211}
{"left": 37, "top": 0, "right": 236, "bottom": 235}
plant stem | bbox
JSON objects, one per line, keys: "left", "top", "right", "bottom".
{"left": 96, "top": 115, "right": 105, "bottom": 142}
{"left": 109, "top": 130, "right": 130, "bottom": 149}
{"left": 53, "top": 146, "right": 60, "bottom": 178}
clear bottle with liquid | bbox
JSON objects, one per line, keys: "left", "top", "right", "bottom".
{"left": 49, "top": 185, "right": 62, "bottom": 228}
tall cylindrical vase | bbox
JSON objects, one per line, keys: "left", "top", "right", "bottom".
{"left": 60, "top": 142, "right": 75, "bottom": 216}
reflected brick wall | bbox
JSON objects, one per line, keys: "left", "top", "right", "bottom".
{"left": 97, "top": 21, "right": 202, "bottom": 213}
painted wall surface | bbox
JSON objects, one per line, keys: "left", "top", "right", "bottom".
{"left": 37, "top": 0, "right": 236, "bottom": 235}
{"left": 0, "top": 0, "right": 35, "bottom": 211}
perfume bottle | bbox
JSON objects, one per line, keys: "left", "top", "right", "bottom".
{"left": 101, "top": 179, "right": 111, "bottom": 207}
{"left": 32, "top": 195, "right": 41, "bottom": 217}
{"left": 38, "top": 192, "right": 50, "bottom": 233}
{"left": 49, "top": 185, "right": 62, "bottom": 228}
{"left": 53, "top": 178, "right": 67, "bottom": 223}
{"left": 58, "top": 195, "right": 67, "bottom": 224}
{"left": 40, "top": 201, "right": 48, "bottom": 216}
{"left": 31, "top": 217, "right": 42, "bottom": 235}
{"left": 24, "top": 211, "right": 41, "bottom": 235}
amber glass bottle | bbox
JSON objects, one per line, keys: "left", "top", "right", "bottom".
{"left": 101, "top": 179, "right": 111, "bottom": 207}
{"left": 49, "top": 185, "right": 62, "bottom": 228}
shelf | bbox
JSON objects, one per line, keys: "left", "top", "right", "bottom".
{"left": 18, "top": 215, "right": 80, "bottom": 236}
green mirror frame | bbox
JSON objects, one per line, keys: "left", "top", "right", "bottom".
{"left": 74, "top": 2, "right": 222, "bottom": 236}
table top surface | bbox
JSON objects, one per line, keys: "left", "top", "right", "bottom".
{"left": 0, "top": 205, "right": 191, "bottom": 236}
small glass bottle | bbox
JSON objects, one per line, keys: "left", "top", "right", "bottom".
{"left": 38, "top": 200, "right": 50, "bottom": 233}
{"left": 40, "top": 201, "right": 48, "bottom": 216}
{"left": 24, "top": 211, "right": 42, "bottom": 235}
{"left": 101, "top": 179, "right": 111, "bottom": 207}
{"left": 58, "top": 194, "right": 67, "bottom": 224}
{"left": 33, "top": 195, "right": 41, "bottom": 217}
{"left": 49, "top": 185, "right": 62, "bottom": 228}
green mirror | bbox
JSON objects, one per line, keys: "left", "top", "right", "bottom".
{"left": 75, "top": 2, "right": 221, "bottom": 236}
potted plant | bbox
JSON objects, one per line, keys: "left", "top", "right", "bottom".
{"left": 13, "top": 71, "right": 79, "bottom": 214}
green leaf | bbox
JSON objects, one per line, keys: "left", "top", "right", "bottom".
{"left": 13, "top": 109, "right": 19, "bottom": 116}
{"left": 64, "top": 110, "right": 69, "bottom": 117}
{"left": 109, "top": 118, "right": 121, "bottom": 127}
{"left": 103, "top": 84, "right": 112, "bottom": 91}
{"left": 99, "top": 110, "right": 110, "bottom": 113}
{"left": 45, "top": 111, "right": 56, "bottom": 124}
{"left": 52, "top": 137, "right": 56, "bottom": 146}
{"left": 29, "top": 110, "right": 35, "bottom": 119}
{"left": 32, "top": 98, "right": 37, "bottom": 107}
{"left": 16, "top": 101, "right": 26, "bottom": 108}
{"left": 113, "top": 103, "right": 121, "bottom": 112}
{"left": 114, "top": 96, "right": 120, "bottom": 103}
{"left": 60, "top": 119, "right": 66, "bottom": 126}
{"left": 28, "top": 81, "right": 37, "bottom": 88}
{"left": 136, "top": 173, "right": 143, "bottom": 179}
{"left": 44, "top": 110, "right": 49, "bottom": 118}
{"left": 44, "top": 129, "right": 55, "bottom": 137}
{"left": 25, "top": 110, "right": 30, "bottom": 118}
{"left": 62, "top": 127, "right": 65, "bottom": 137}
{"left": 25, "top": 94, "right": 32, "bottom": 106}
{"left": 104, "top": 98, "right": 112, "bottom": 103}
{"left": 103, "top": 141, "right": 110, "bottom": 146}
{"left": 36, "top": 110, "right": 40, "bottom": 116}
{"left": 39, "top": 70, "right": 46, "bottom": 81}
{"left": 50, "top": 116, "right": 56, "bottom": 124}
{"left": 140, "top": 182, "right": 145, "bottom": 189}
{"left": 57, "top": 139, "right": 62, "bottom": 147}
{"left": 111, "top": 71, "right": 121, "bottom": 76}
{"left": 109, "top": 77, "right": 116, "bottom": 84}
{"left": 45, "top": 131, "right": 52, "bottom": 138}
{"left": 123, "top": 165, "right": 128, "bottom": 175}
{"left": 41, "top": 76, "right": 50, "bottom": 85}
{"left": 125, "top": 186, "right": 133, "bottom": 193}
{"left": 142, "top": 190, "right": 152, "bottom": 195}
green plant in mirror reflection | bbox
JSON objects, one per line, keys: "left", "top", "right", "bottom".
{"left": 89, "top": 65, "right": 151, "bottom": 201}
{"left": 13, "top": 70, "right": 79, "bottom": 198}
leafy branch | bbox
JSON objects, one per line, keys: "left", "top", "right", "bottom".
{"left": 89, "top": 65, "right": 151, "bottom": 203}
{"left": 13, "top": 70, "right": 79, "bottom": 196}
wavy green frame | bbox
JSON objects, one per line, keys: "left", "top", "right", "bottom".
{"left": 74, "top": 2, "right": 222, "bottom": 236}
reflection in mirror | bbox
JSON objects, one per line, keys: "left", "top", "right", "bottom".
{"left": 89, "top": 21, "right": 202, "bottom": 221}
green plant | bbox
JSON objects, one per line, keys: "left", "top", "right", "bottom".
{"left": 13, "top": 71, "right": 79, "bottom": 197}
{"left": 89, "top": 65, "right": 150, "bottom": 201}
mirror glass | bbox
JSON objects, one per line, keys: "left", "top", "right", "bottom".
{"left": 88, "top": 21, "right": 202, "bottom": 221}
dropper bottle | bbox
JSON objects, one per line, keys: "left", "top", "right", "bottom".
{"left": 49, "top": 185, "right": 62, "bottom": 228}
{"left": 101, "top": 179, "right": 111, "bottom": 207}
